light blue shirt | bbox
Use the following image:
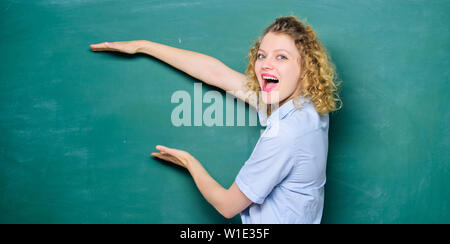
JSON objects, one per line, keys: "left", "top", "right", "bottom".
{"left": 235, "top": 96, "right": 329, "bottom": 224}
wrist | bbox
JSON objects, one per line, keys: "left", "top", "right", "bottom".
{"left": 186, "top": 155, "right": 200, "bottom": 171}
{"left": 136, "top": 40, "right": 152, "bottom": 54}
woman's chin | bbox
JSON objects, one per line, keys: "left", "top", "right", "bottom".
{"left": 260, "top": 91, "right": 280, "bottom": 106}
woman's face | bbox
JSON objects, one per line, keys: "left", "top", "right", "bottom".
{"left": 255, "top": 32, "right": 302, "bottom": 106}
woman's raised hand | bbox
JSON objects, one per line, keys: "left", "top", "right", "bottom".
{"left": 90, "top": 40, "right": 146, "bottom": 54}
{"left": 151, "top": 145, "right": 198, "bottom": 169}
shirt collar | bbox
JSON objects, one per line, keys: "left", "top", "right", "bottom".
{"left": 258, "top": 96, "right": 310, "bottom": 127}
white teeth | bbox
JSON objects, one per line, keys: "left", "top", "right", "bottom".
{"left": 262, "top": 76, "right": 278, "bottom": 80}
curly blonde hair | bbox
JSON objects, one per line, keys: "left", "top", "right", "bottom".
{"left": 246, "top": 16, "right": 342, "bottom": 115}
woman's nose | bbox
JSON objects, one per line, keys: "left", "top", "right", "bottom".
{"left": 262, "top": 57, "right": 274, "bottom": 70}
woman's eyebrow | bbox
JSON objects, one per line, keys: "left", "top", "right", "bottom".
{"left": 258, "top": 48, "right": 293, "bottom": 55}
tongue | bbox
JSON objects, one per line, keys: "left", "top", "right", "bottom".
{"left": 264, "top": 81, "right": 278, "bottom": 92}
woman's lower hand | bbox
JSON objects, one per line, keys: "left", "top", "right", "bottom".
{"left": 151, "top": 145, "right": 197, "bottom": 169}
{"left": 90, "top": 40, "right": 147, "bottom": 54}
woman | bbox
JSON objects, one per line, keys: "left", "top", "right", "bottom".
{"left": 90, "top": 16, "right": 342, "bottom": 224}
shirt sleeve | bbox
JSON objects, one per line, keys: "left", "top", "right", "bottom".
{"left": 235, "top": 127, "right": 296, "bottom": 204}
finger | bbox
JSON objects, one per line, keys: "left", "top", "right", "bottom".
{"left": 156, "top": 145, "right": 181, "bottom": 156}
{"left": 151, "top": 152, "right": 174, "bottom": 162}
{"left": 151, "top": 152, "right": 166, "bottom": 160}
{"left": 155, "top": 145, "right": 173, "bottom": 155}
{"left": 152, "top": 153, "right": 184, "bottom": 167}
{"left": 90, "top": 46, "right": 110, "bottom": 51}
{"left": 90, "top": 43, "right": 106, "bottom": 49}
{"left": 152, "top": 151, "right": 176, "bottom": 159}
{"left": 154, "top": 147, "right": 178, "bottom": 158}
{"left": 155, "top": 145, "right": 168, "bottom": 151}
{"left": 90, "top": 42, "right": 115, "bottom": 51}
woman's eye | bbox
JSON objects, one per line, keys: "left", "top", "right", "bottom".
{"left": 277, "top": 55, "right": 287, "bottom": 60}
{"left": 257, "top": 53, "right": 265, "bottom": 59}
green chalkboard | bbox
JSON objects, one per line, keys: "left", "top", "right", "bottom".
{"left": 0, "top": 0, "right": 449, "bottom": 224}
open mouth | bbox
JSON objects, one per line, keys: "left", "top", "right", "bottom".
{"left": 261, "top": 73, "right": 279, "bottom": 92}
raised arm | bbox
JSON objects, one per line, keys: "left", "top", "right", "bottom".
{"left": 90, "top": 40, "right": 257, "bottom": 109}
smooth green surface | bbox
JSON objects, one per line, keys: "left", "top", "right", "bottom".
{"left": 0, "top": 0, "right": 448, "bottom": 223}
